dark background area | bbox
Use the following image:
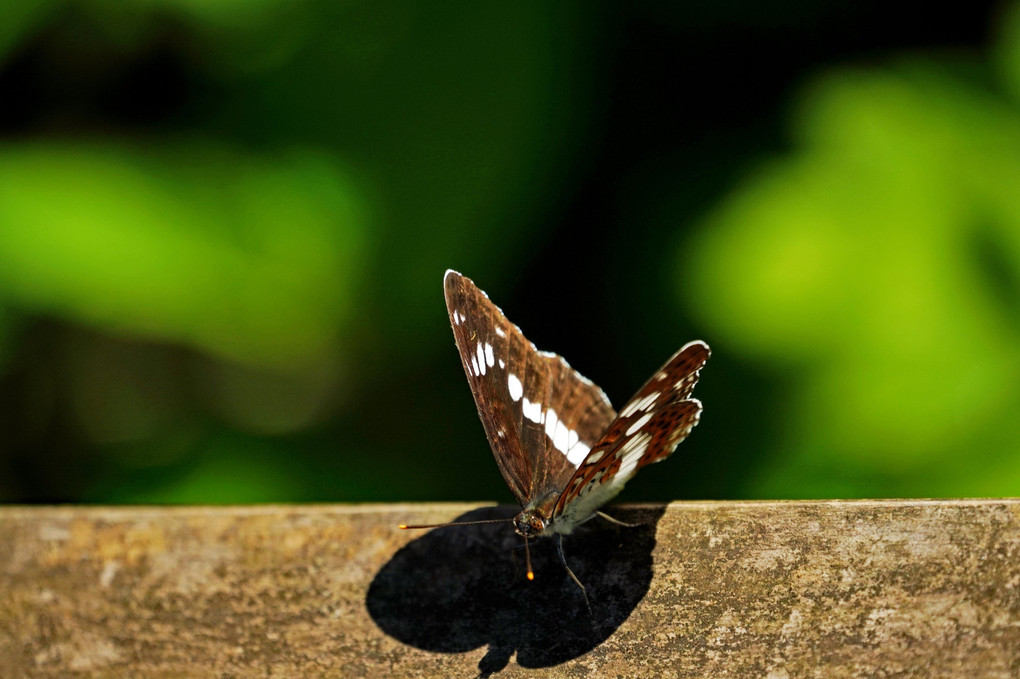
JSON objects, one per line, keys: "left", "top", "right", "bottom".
{"left": 1, "top": 0, "right": 1017, "bottom": 505}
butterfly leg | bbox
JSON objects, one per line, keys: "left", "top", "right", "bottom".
{"left": 557, "top": 535, "right": 592, "bottom": 616}
{"left": 596, "top": 510, "right": 641, "bottom": 528}
{"left": 508, "top": 544, "right": 527, "bottom": 588}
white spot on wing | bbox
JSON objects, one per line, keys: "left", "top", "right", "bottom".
{"left": 495, "top": 327, "right": 506, "bottom": 338}
{"left": 582, "top": 449, "right": 604, "bottom": 465}
{"left": 554, "top": 420, "right": 569, "bottom": 456}
{"left": 552, "top": 432, "right": 657, "bottom": 535}
{"left": 507, "top": 374, "right": 523, "bottom": 401}
{"left": 475, "top": 342, "right": 487, "bottom": 375}
{"left": 619, "top": 391, "right": 659, "bottom": 418}
{"left": 522, "top": 397, "right": 542, "bottom": 423}
{"left": 567, "top": 440, "right": 590, "bottom": 466}
{"left": 498, "top": 358, "right": 505, "bottom": 369}
{"left": 616, "top": 433, "right": 652, "bottom": 481}
{"left": 484, "top": 342, "right": 495, "bottom": 368}
{"left": 626, "top": 412, "right": 653, "bottom": 436}
{"left": 544, "top": 409, "right": 559, "bottom": 442}
{"left": 470, "top": 355, "right": 480, "bottom": 376}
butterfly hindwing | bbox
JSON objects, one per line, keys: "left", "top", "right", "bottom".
{"left": 552, "top": 340, "right": 710, "bottom": 528}
{"left": 444, "top": 270, "right": 617, "bottom": 507}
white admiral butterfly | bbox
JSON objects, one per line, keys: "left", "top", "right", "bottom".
{"left": 404, "top": 270, "right": 709, "bottom": 600}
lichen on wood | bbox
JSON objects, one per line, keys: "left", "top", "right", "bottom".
{"left": 1, "top": 500, "right": 1018, "bottom": 677}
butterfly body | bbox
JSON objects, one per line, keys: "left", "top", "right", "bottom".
{"left": 444, "top": 269, "right": 709, "bottom": 544}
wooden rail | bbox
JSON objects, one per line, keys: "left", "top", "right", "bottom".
{"left": 1, "top": 500, "right": 1018, "bottom": 677}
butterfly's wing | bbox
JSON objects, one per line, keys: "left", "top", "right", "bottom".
{"left": 551, "top": 340, "right": 710, "bottom": 530}
{"left": 444, "top": 270, "right": 617, "bottom": 507}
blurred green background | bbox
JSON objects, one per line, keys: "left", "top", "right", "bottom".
{"left": 1, "top": 1, "right": 1018, "bottom": 504}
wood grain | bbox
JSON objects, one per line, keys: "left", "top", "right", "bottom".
{"left": 1, "top": 500, "right": 1018, "bottom": 677}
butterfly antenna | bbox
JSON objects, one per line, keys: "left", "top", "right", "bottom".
{"left": 524, "top": 536, "right": 534, "bottom": 581}
{"left": 398, "top": 517, "right": 511, "bottom": 530}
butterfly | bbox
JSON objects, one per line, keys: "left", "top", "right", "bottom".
{"left": 404, "top": 270, "right": 709, "bottom": 601}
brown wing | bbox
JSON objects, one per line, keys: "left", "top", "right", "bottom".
{"left": 552, "top": 340, "right": 710, "bottom": 525}
{"left": 444, "top": 270, "right": 617, "bottom": 507}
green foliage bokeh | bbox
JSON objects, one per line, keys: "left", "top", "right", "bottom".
{"left": 685, "top": 10, "right": 1020, "bottom": 497}
{"left": 0, "top": 0, "right": 1016, "bottom": 503}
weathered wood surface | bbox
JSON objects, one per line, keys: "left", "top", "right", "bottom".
{"left": 1, "top": 500, "right": 1018, "bottom": 677}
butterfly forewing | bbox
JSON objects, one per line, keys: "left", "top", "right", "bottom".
{"left": 552, "top": 340, "right": 710, "bottom": 526}
{"left": 444, "top": 270, "right": 617, "bottom": 507}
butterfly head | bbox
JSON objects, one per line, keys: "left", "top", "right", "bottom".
{"left": 513, "top": 509, "right": 547, "bottom": 539}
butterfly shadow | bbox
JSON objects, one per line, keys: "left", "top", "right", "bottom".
{"left": 365, "top": 504, "right": 667, "bottom": 676}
